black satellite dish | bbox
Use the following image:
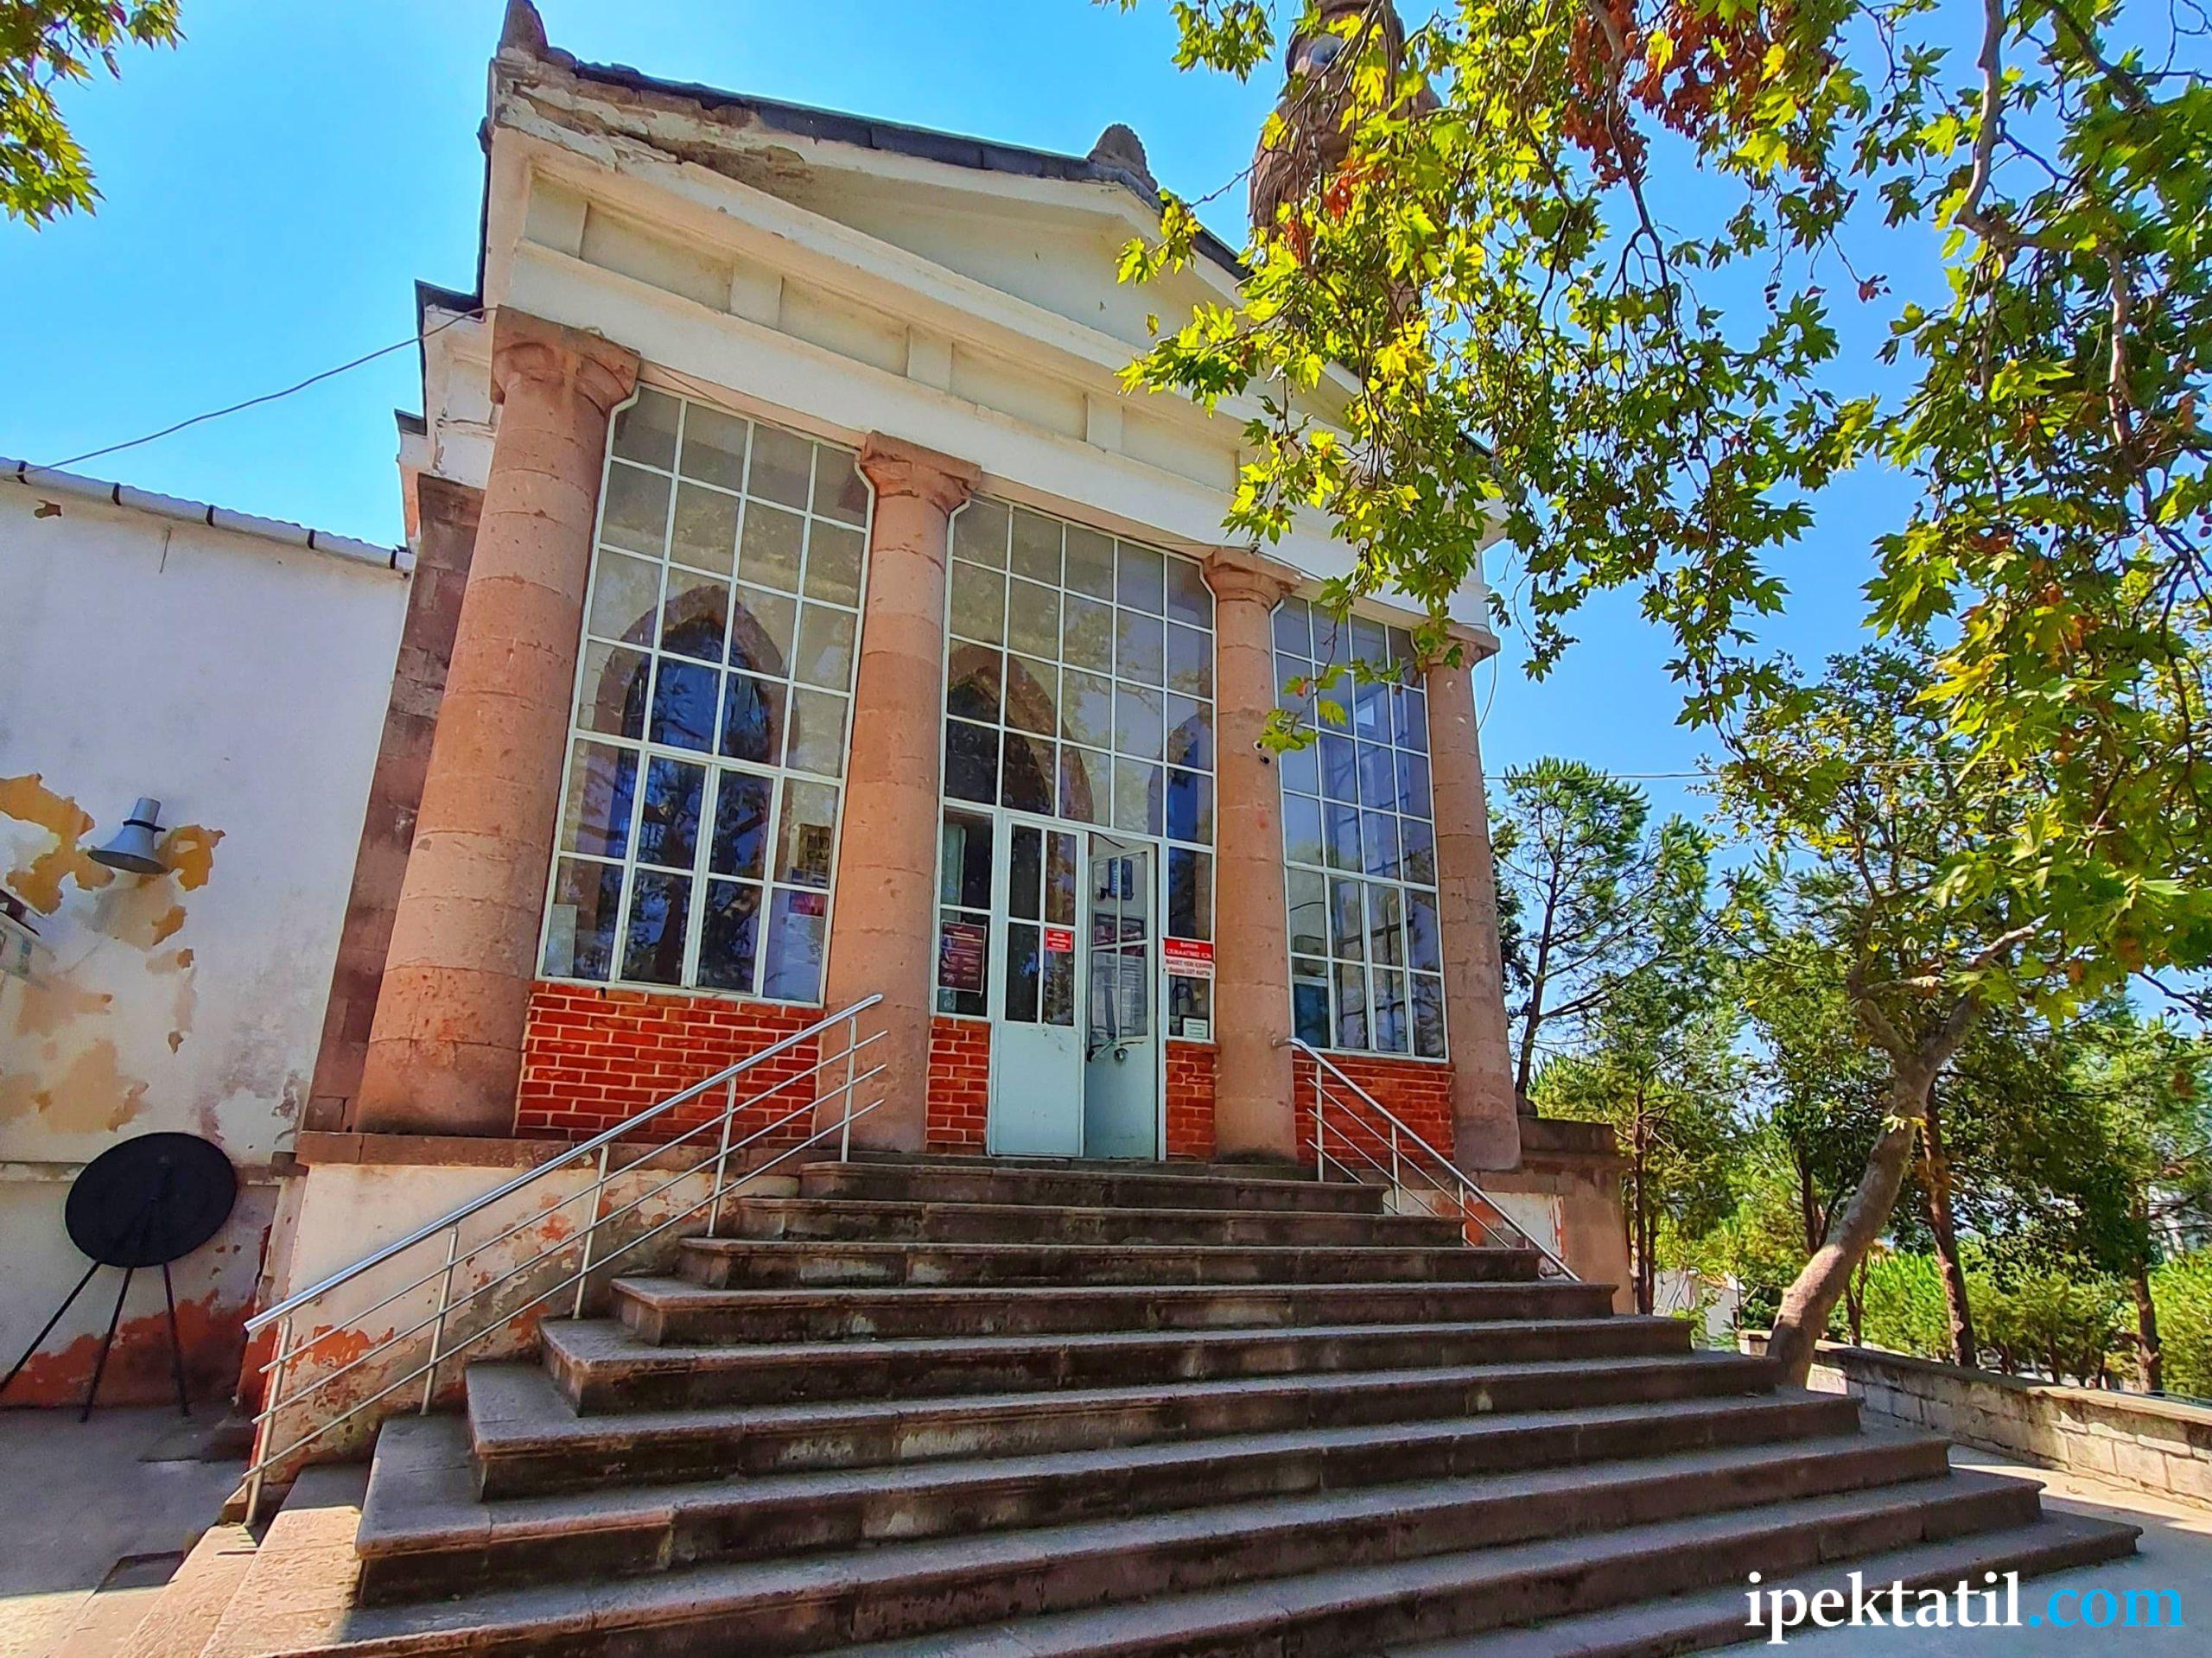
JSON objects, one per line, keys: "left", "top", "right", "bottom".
{"left": 1, "top": 1132, "right": 238, "bottom": 1420}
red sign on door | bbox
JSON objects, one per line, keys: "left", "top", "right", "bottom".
{"left": 1162, "top": 937, "right": 1215, "bottom": 979}
{"left": 1042, "top": 926, "right": 1075, "bottom": 954}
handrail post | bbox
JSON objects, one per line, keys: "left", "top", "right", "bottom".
{"left": 839, "top": 1009, "right": 858, "bottom": 1163}
{"left": 421, "top": 1228, "right": 459, "bottom": 1414}
{"left": 573, "top": 1142, "right": 611, "bottom": 1320}
{"left": 706, "top": 1075, "right": 737, "bottom": 1238}
{"left": 245, "top": 1311, "right": 293, "bottom": 1527}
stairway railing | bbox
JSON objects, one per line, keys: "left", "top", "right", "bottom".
{"left": 1285, "top": 1037, "right": 1577, "bottom": 1280}
{"left": 236, "top": 993, "right": 887, "bottom": 1522}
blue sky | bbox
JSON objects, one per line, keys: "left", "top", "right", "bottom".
{"left": 0, "top": 0, "right": 1912, "bottom": 826}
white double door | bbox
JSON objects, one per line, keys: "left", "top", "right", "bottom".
{"left": 985, "top": 813, "right": 1160, "bottom": 1159}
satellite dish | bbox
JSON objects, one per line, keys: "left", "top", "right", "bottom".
{"left": 3, "top": 1132, "right": 238, "bottom": 1419}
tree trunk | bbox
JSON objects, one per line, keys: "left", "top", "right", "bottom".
{"left": 1917, "top": 1087, "right": 1978, "bottom": 1368}
{"left": 2133, "top": 1259, "right": 2164, "bottom": 1394}
{"left": 1512, "top": 890, "right": 1556, "bottom": 1099}
{"left": 1764, "top": 1061, "right": 1936, "bottom": 1386}
{"left": 1629, "top": 1096, "right": 1652, "bottom": 1315}
{"left": 1845, "top": 1254, "right": 1866, "bottom": 1347}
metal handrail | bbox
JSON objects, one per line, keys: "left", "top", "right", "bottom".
{"left": 1284, "top": 1036, "right": 1578, "bottom": 1280}
{"left": 238, "top": 993, "right": 886, "bottom": 1522}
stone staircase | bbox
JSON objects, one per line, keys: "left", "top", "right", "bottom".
{"left": 175, "top": 1155, "right": 2136, "bottom": 1656}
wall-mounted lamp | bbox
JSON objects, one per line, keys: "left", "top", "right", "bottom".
{"left": 89, "top": 798, "right": 168, "bottom": 875}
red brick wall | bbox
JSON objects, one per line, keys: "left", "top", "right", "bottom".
{"left": 516, "top": 982, "right": 819, "bottom": 1147}
{"left": 927, "top": 1016, "right": 990, "bottom": 1151}
{"left": 1294, "top": 1052, "right": 1456, "bottom": 1168}
{"left": 1166, "top": 1040, "right": 1217, "bottom": 1160}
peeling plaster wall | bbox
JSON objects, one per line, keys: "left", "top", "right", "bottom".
{"left": 0, "top": 488, "right": 406, "bottom": 1405}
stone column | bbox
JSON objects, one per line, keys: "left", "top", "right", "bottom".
{"left": 355, "top": 310, "right": 639, "bottom": 1135}
{"left": 817, "top": 434, "right": 980, "bottom": 1151}
{"left": 1203, "top": 547, "right": 1303, "bottom": 1164}
{"left": 1427, "top": 632, "right": 1522, "bottom": 1170}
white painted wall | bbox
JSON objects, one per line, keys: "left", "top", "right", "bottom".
{"left": 0, "top": 485, "right": 406, "bottom": 1403}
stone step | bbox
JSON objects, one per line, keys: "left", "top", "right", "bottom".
{"left": 677, "top": 1236, "right": 1541, "bottom": 1290}
{"left": 798, "top": 1158, "right": 1389, "bottom": 1214}
{"left": 357, "top": 1392, "right": 1866, "bottom": 1603}
{"left": 280, "top": 1463, "right": 2037, "bottom": 1655}
{"left": 820, "top": 1475, "right": 2073, "bottom": 1658}
{"left": 1386, "top": 1509, "right": 2141, "bottom": 1656}
{"left": 727, "top": 1194, "right": 1465, "bottom": 1248}
{"left": 466, "top": 1351, "right": 1783, "bottom": 1496}
{"left": 610, "top": 1274, "right": 1618, "bottom": 1344}
{"left": 194, "top": 1465, "right": 367, "bottom": 1658}
{"left": 842, "top": 1151, "right": 1313, "bottom": 1183}
{"left": 541, "top": 1312, "right": 1694, "bottom": 1411}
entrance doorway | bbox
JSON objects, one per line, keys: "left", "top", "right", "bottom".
{"left": 983, "top": 816, "right": 1160, "bottom": 1158}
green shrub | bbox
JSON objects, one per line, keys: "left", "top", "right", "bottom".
{"left": 1855, "top": 1251, "right": 1951, "bottom": 1360}
{"left": 2152, "top": 1250, "right": 2212, "bottom": 1401}
{"left": 1971, "top": 1269, "right": 2126, "bottom": 1386}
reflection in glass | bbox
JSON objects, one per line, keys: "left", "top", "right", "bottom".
{"left": 650, "top": 659, "right": 718, "bottom": 753}
{"left": 697, "top": 880, "right": 761, "bottom": 993}
{"left": 622, "top": 869, "right": 690, "bottom": 985}
{"left": 637, "top": 757, "right": 705, "bottom": 871}
{"left": 563, "top": 744, "right": 636, "bottom": 860}
{"left": 761, "top": 887, "right": 827, "bottom": 1001}
{"left": 544, "top": 859, "right": 622, "bottom": 981}
{"left": 719, "top": 673, "right": 783, "bottom": 765}
{"left": 709, "top": 772, "right": 772, "bottom": 880}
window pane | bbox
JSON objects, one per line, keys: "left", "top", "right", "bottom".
{"left": 1282, "top": 794, "right": 1324, "bottom": 867}
{"left": 1046, "top": 833, "right": 1079, "bottom": 926}
{"left": 946, "top": 644, "right": 1004, "bottom": 725}
{"left": 1352, "top": 616, "right": 1389, "bottom": 665}
{"left": 589, "top": 551, "right": 661, "bottom": 647}
{"left": 612, "top": 390, "right": 680, "bottom": 469}
{"left": 1279, "top": 736, "right": 1319, "bottom": 797}
{"left": 1325, "top": 802, "right": 1362, "bottom": 872}
{"left": 1287, "top": 868, "right": 1327, "bottom": 957}
{"left": 1166, "top": 623, "right": 1213, "bottom": 698}
{"left": 1363, "top": 811, "right": 1401, "bottom": 879}
{"left": 1005, "top": 656, "right": 1059, "bottom": 736}
{"left": 940, "top": 810, "right": 993, "bottom": 909}
{"left": 1397, "top": 751, "right": 1433, "bottom": 819}
{"left": 1330, "top": 878, "right": 1366, "bottom": 959}
{"left": 1333, "top": 962, "right": 1369, "bottom": 1050}
{"left": 622, "top": 869, "right": 691, "bottom": 985}
{"left": 1395, "top": 684, "right": 1429, "bottom": 753}
{"left": 650, "top": 658, "right": 718, "bottom": 753}
{"left": 1007, "top": 578, "right": 1061, "bottom": 659}
{"left": 786, "top": 689, "right": 848, "bottom": 776}
{"left": 937, "top": 908, "right": 989, "bottom": 1015}
{"left": 1373, "top": 969, "right": 1409, "bottom": 1054}
{"left": 697, "top": 880, "right": 761, "bottom": 993}
{"left": 1166, "top": 556, "right": 1211, "bottom": 628}
{"left": 1407, "top": 890, "right": 1442, "bottom": 973}
{"left": 1357, "top": 742, "right": 1395, "bottom": 810}
{"left": 1165, "top": 769, "right": 1213, "bottom": 845}
{"left": 670, "top": 482, "right": 739, "bottom": 575}
{"left": 952, "top": 498, "right": 1009, "bottom": 568}
{"left": 1059, "top": 746, "right": 1109, "bottom": 823}
{"left": 543, "top": 859, "right": 623, "bottom": 980}
{"left": 719, "top": 673, "right": 785, "bottom": 765}
{"left": 804, "top": 521, "right": 864, "bottom": 606}
{"left": 795, "top": 603, "right": 855, "bottom": 689}
{"left": 776, "top": 779, "right": 840, "bottom": 888}
{"left": 749, "top": 426, "right": 813, "bottom": 510}
{"left": 1065, "top": 524, "right": 1115, "bottom": 598}
{"left": 1293, "top": 973, "right": 1330, "bottom": 1047}
{"left": 1002, "top": 733, "right": 1056, "bottom": 815}
{"left": 1116, "top": 541, "right": 1164, "bottom": 613}
{"left": 1354, "top": 677, "right": 1389, "bottom": 740}
{"left": 1169, "top": 974, "right": 1211, "bottom": 1039}
{"left": 1165, "top": 696, "right": 1213, "bottom": 769}
{"left": 949, "top": 559, "right": 1006, "bottom": 644}
{"left": 1112, "top": 759, "right": 1162, "bottom": 835}
{"left": 1059, "top": 669, "right": 1112, "bottom": 749}
{"left": 1116, "top": 609, "right": 1164, "bottom": 684}
{"left": 661, "top": 567, "right": 730, "bottom": 662}
{"left": 944, "top": 719, "right": 998, "bottom": 804}
{"left": 562, "top": 743, "right": 636, "bottom": 859}
{"left": 1010, "top": 509, "right": 1063, "bottom": 585}
{"left": 1273, "top": 599, "right": 1312, "bottom": 657}
{"left": 1115, "top": 683, "right": 1164, "bottom": 761}
{"left": 812, "top": 448, "right": 869, "bottom": 525}
{"left": 1369, "top": 882, "right": 1405, "bottom": 966}
{"left": 1004, "top": 922, "right": 1042, "bottom": 1022}
{"left": 1009, "top": 824, "right": 1042, "bottom": 921}
{"left": 1320, "top": 734, "right": 1358, "bottom": 803}
{"left": 710, "top": 771, "right": 772, "bottom": 879}
{"left": 1043, "top": 945, "right": 1076, "bottom": 1027}
{"left": 1315, "top": 611, "right": 1351, "bottom": 668}
{"left": 729, "top": 587, "right": 797, "bottom": 677}
{"left": 1412, "top": 972, "right": 1447, "bottom": 1058}
{"left": 638, "top": 757, "right": 705, "bottom": 870}
{"left": 1167, "top": 847, "right": 1212, "bottom": 941}
{"left": 739, "top": 501, "right": 804, "bottom": 592}
{"left": 1063, "top": 594, "right": 1113, "bottom": 670}
{"left": 1402, "top": 816, "right": 1437, "bottom": 886}
{"left": 677, "top": 402, "right": 747, "bottom": 490}
{"left": 577, "top": 641, "right": 649, "bottom": 740}
{"left": 762, "top": 887, "right": 828, "bottom": 1001}
{"left": 600, "top": 462, "right": 671, "bottom": 555}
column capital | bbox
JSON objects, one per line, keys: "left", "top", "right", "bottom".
{"left": 490, "top": 308, "right": 640, "bottom": 419}
{"left": 1435, "top": 616, "right": 1504, "bottom": 666}
{"left": 859, "top": 433, "right": 982, "bottom": 515}
{"left": 1202, "top": 544, "right": 1302, "bottom": 608}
